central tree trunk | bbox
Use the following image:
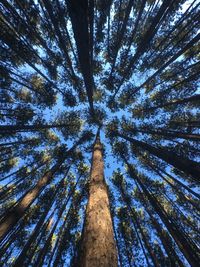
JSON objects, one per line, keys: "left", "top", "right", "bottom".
{"left": 78, "top": 130, "right": 118, "bottom": 267}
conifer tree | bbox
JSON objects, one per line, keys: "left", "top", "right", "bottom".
{"left": 0, "top": 0, "right": 199, "bottom": 266}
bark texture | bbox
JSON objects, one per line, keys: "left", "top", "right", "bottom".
{"left": 0, "top": 160, "right": 62, "bottom": 241}
{"left": 78, "top": 131, "right": 118, "bottom": 267}
{"left": 116, "top": 131, "right": 200, "bottom": 182}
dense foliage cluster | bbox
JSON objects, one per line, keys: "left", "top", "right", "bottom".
{"left": 0, "top": 0, "right": 199, "bottom": 266}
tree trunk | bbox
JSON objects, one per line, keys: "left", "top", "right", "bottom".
{"left": 0, "top": 133, "right": 88, "bottom": 241}
{"left": 0, "top": 159, "right": 63, "bottom": 241}
{"left": 0, "top": 131, "right": 87, "bottom": 241}
{"left": 132, "top": 127, "right": 200, "bottom": 141}
{"left": 146, "top": 94, "right": 200, "bottom": 112}
{"left": 108, "top": 0, "right": 134, "bottom": 81}
{"left": 150, "top": 214, "right": 184, "bottom": 267}
{"left": 12, "top": 176, "right": 65, "bottom": 267}
{"left": 148, "top": 162, "right": 200, "bottom": 212}
{"left": 135, "top": 32, "right": 200, "bottom": 93}
{"left": 123, "top": 157, "right": 200, "bottom": 266}
{"left": 129, "top": 206, "right": 159, "bottom": 267}
{"left": 0, "top": 138, "right": 38, "bottom": 147}
{"left": 116, "top": 131, "right": 200, "bottom": 182}
{"left": 169, "top": 120, "right": 200, "bottom": 128}
{"left": 155, "top": 165, "right": 200, "bottom": 199}
{"left": 120, "top": 186, "right": 159, "bottom": 267}
{"left": 113, "top": 0, "right": 174, "bottom": 98}
{"left": 0, "top": 123, "right": 73, "bottom": 133}
{"left": 68, "top": 0, "right": 95, "bottom": 115}
{"left": 77, "top": 130, "right": 118, "bottom": 267}
{"left": 52, "top": 188, "right": 84, "bottom": 267}
{"left": 136, "top": 184, "right": 185, "bottom": 267}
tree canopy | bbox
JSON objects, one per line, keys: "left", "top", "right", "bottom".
{"left": 0, "top": 0, "right": 199, "bottom": 266}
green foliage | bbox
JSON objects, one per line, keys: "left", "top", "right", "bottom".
{"left": 0, "top": 0, "right": 199, "bottom": 266}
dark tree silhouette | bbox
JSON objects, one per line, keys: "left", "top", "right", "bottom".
{"left": 0, "top": 0, "right": 199, "bottom": 266}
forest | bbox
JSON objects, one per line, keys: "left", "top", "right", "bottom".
{"left": 0, "top": 0, "right": 200, "bottom": 266}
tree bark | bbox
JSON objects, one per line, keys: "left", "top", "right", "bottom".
{"left": 169, "top": 120, "right": 200, "bottom": 128}
{"left": 116, "top": 131, "right": 200, "bottom": 182}
{"left": 149, "top": 212, "right": 184, "bottom": 267}
{"left": 0, "top": 138, "right": 38, "bottom": 147}
{"left": 68, "top": 0, "right": 95, "bottom": 115}
{"left": 77, "top": 130, "right": 118, "bottom": 267}
{"left": 12, "top": 176, "right": 65, "bottom": 267}
{"left": 0, "top": 133, "right": 86, "bottom": 241}
{"left": 128, "top": 204, "right": 159, "bottom": 267}
{"left": 113, "top": 0, "right": 174, "bottom": 98}
{"left": 0, "top": 123, "right": 73, "bottom": 133}
{"left": 146, "top": 94, "right": 200, "bottom": 112}
{"left": 123, "top": 158, "right": 200, "bottom": 266}
{"left": 135, "top": 32, "right": 200, "bottom": 93}
{"left": 0, "top": 159, "right": 63, "bottom": 241}
{"left": 155, "top": 165, "right": 200, "bottom": 199}
{"left": 108, "top": 0, "right": 134, "bottom": 81}
{"left": 128, "top": 126, "right": 200, "bottom": 141}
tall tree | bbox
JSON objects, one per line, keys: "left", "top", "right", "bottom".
{"left": 77, "top": 129, "right": 118, "bottom": 267}
{"left": 0, "top": 0, "right": 199, "bottom": 266}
